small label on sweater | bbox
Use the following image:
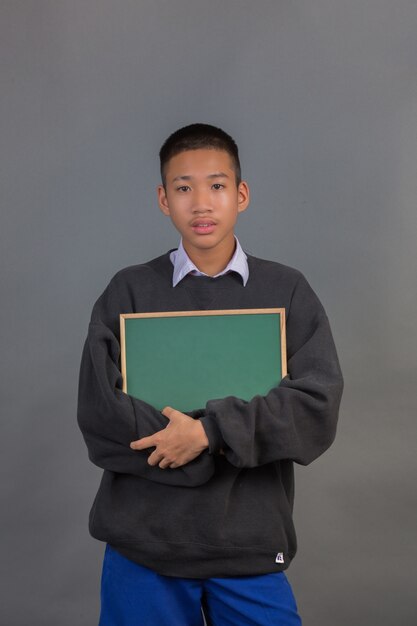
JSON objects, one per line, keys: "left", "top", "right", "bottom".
{"left": 275, "top": 552, "right": 284, "bottom": 564}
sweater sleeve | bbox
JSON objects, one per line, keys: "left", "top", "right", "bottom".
{"left": 199, "top": 274, "right": 344, "bottom": 468}
{"left": 77, "top": 283, "right": 215, "bottom": 487}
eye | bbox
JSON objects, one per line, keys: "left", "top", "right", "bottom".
{"left": 212, "top": 183, "right": 224, "bottom": 190}
{"left": 177, "top": 185, "right": 191, "bottom": 192}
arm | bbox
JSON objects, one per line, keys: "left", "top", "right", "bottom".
{"left": 198, "top": 274, "right": 344, "bottom": 468}
{"left": 77, "top": 291, "right": 215, "bottom": 487}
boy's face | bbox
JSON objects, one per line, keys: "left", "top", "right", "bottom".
{"left": 157, "top": 149, "right": 249, "bottom": 263}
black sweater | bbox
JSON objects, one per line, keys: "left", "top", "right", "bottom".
{"left": 77, "top": 251, "right": 343, "bottom": 578}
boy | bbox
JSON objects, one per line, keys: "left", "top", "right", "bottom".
{"left": 77, "top": 123, "right": 343, "bottom": 625}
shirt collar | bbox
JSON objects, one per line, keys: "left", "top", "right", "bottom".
{"left": 170, "top": 237, "right": 249, "bottom": 287}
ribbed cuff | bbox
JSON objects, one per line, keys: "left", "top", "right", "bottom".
{"left": 199, "top": 414, "right": 225, "bottom": 455}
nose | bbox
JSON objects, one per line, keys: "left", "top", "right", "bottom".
{"left": 191, "top": 188, "right": 212, "bottom": 213}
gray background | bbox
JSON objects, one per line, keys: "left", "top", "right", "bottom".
{"left": 1, "top": 1, "right": 416, "bottom": 625}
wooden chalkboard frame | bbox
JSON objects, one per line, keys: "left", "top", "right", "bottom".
{"left": 120, "top": 308, "right": 286, "bottom": 412}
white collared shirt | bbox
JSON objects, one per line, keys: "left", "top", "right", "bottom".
{"left": 170, "top": 237, "right": 249, "bottom": 287}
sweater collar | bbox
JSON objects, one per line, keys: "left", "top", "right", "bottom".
{"left": 169, "top": 237, "right": 249, "bottom": 287}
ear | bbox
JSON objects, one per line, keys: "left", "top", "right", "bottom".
{"left": 237, "top": 181, "right": 250, "bottom": 214}
{"left": 157, "top": 184, "right": 170, "bottom": 216}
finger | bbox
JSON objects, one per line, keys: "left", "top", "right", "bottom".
{"left": 162, "top": 406, "right": 183, "bottom": 422}
{"left": 147, "top": 450, "right": 163, "bottom": 466}
{"left": 130, "top": 435, "right": 156, "bottom": 450}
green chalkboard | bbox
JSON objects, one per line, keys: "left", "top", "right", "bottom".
{"left": 120, "top": 309, "right": 286, "bottom": 413}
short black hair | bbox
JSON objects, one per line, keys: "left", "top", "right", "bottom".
{"left": 159, "top": 123, "right": 241, "bottom": 187}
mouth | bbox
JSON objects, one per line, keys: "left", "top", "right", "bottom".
{"left": 190, "top": 220, "right": 217, "bottom": 234}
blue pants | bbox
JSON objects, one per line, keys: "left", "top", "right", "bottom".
{"left": 99, "top": 545, "right": 302, "bottom": 626}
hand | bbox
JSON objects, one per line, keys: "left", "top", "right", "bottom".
{"left": 130, "top": 406, "right": 209, "bottom": 469}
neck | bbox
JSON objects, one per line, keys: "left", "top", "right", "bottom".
{"left": 184, "top": 238, "right": 236, "bottom": 277}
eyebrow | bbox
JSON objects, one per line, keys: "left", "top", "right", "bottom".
{"left": 171, "top": 172, "right": 230, "bottom": 183}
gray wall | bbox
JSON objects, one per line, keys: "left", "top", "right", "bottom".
{"left": 1, "top": 2, "right": 416, "bottom": 624}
